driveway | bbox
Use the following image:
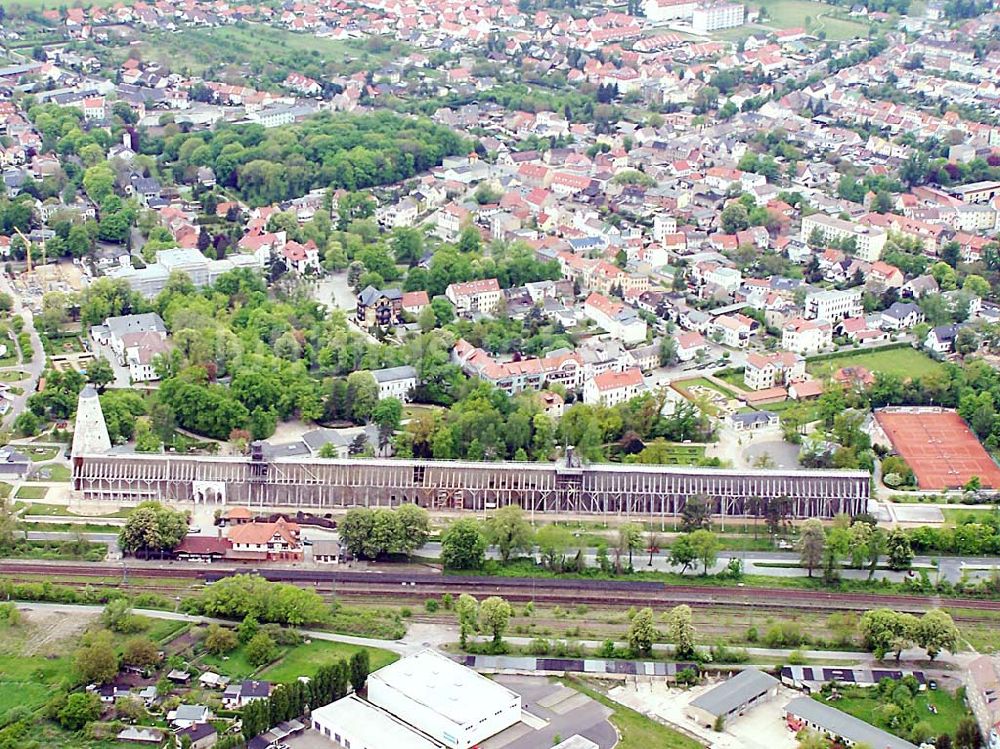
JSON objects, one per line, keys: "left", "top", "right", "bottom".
{"left": 0, "top": 273, "right": 47, "bottom": 430}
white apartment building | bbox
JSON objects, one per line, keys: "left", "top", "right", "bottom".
{"left": 805, "top": 288, "right": 863, "bottom": 321}
{"left": 642, "top": 0, "right": 698, "bottom": 21}
{"left": 692, "top": 2, "right": 745, "bottom": 33}
{"left": 583, "top": 368, "right": 646, "bottom": 407}
{"left": 801, "top": 214, "right": 887, "bottom": 262}
{"left": 653, "top": 214, "right": 678, "bottom": 242}
{"left": 583, "top": 292, "right": 648, "bottom": 345}
{"left": 744, "top": 352, "right": 805, "bottom": 391}
{"left": 781, "top": 317, "right": 833, "bottom": 354}
{"left": 711, "top": 313, "right": 757, "bottom": 348}
{"left": 372, "top": 366, "right": 419, "bottom": 402}
{"left": 445, "top": 278, "right": 503, "bottom": 316}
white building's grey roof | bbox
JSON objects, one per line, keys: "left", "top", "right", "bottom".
{"left": 372, "top": 365, "right": 418, "bottom": 383}
{"left": 785, "top": 697, "right": 917, "bottom": 749}
{"left": 105, "top": 312, "right": 166, "bottom": 338}
{"left": 689, "top": 668, "right": 778, "bottom": 717}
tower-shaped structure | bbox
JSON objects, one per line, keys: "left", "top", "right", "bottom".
{"left": 71, "top": 384, "right": 112, "bottom": 457}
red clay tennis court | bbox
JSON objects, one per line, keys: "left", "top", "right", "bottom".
{"left": 875, "top": 409, "right": 1000, "bottom": 490}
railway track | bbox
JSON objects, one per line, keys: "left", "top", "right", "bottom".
{"left": 3, "top": 560, "right": 999, "bottom": 620}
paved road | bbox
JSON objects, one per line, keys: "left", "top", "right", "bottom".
{"left": 0, "top": 273, "right": 46, "bottom": 430}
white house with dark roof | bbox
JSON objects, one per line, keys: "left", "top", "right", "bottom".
{"left": 372, "top": 365, "right": 418, "bottom": 402}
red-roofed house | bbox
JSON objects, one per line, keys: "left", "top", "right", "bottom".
{"left": 226, "top": 519, "right": 302, "bottom": 561}
{"left": 401, "top": 290, "right": 430, "bottom": 315}
{"left": 583, "top": 368, "right": 645, "bottom": 407}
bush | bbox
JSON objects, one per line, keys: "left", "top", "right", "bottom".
{"left": 528, "top": 638, "right": 551, "bottom": 655}
{"left": 245, "top": 632, "right": 278, "bottom": 667}
{"left": 425, "top": 599, "right": 439, "bottom": 613}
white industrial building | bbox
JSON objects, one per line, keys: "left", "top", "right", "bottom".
{"left": 311, "top": 650, "right": 522, "bottom": 749}
{"left": 311, "top": 694, "right": 442, "bottom": 749}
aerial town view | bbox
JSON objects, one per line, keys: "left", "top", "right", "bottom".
{"left": 0, "top": 0, "right": 999, "bottom": 746}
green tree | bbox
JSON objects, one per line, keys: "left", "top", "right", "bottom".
{"left": 914, "top": 609, "right": 959, "bottom": 660}
{"left": 350, "top": 650, "right": 370, "bottom": 692}
{"left": 441, "top": 518, "right": 486, "bottom": 570}
{"left": 886, "top": 529, "right": 914, "bottom": 571}
{"left": 86, "top": 357, "right": 116, "bottom": 392}
{"left": 74, "top": 630, "right": 119, "bottom": 685}
{"left": 58, "top": 692, "right": 101, "bottom": 730}
{"left": 688, "top": 529, "right": 719, "bottom": 575}
{"left": 345, "top": 371, "right": 378, "bottom": 423}
{"left": 479, "top": 596, "right": 512, "bottom": 649}
{"left": 669, "top": 535, "right": 697, "bottom": 574}
{"left": 118, "top": 501, "right": 188, "bottom": 555}
{"left": 798, "top": 519, "right": 826, "bottom": 578}
{"left": 666, "top": 604, "right": 697, "bottom": 659}
{"left": 122, "top": 637, "right": 159, "bottom": 668}
{"left": 956, "top": 717, "right": 981, "bottom": 749}
{"left": 456, "top": 594, "right": 479, "bottom": 649}
{"left": 396, "top": 503, "right": 430, "bottom": 558}
{"left": 203, "top": 624, "right": 238, "bottom": 655}
{"left": 535, "top": 524, "right": 572, "bottom": 570}
{"left": 720, "top": 203, "right": 750, "bottom": 233}
{"left": 245, "top": 632, "right": 278, "bottom": 667}
{"left": 627, "top": 607, "right": 657, "bottom": 657}
{"left": 485, "top": 506, "right": 534, "bottom": 563}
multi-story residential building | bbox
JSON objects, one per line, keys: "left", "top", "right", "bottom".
{"left": 583, "top": 368, "right": 646, "bottom": 407}
{"left": 691, "top": 2, "right": 745, "bottom": 33}
{"left": 452, "top": 339, "right": 584, "bottom": 394}
{"left": 880, "top": 302, "right": 924, "bottom": 331}
{"left": 445, "top": 278, "right": 503, "bottom": 316}
{"left": 90, "top": 313, "right": 170, "bottom": 383}
{"left": 356, "top": 286, "right": 403, "bottom": 328}
{"left": 711, "top": 313, "right": 757, "bottom": 348}
{"left": 583, "top": 292, "right": 648, "bottom": 345}
{"left": 371, "top": 366, "right": 419, "bottom": 402}
{"left": 781, "top": 317, "right": 832, "bottom": 354}
{"left": 805, "top": 288, "right": 864, "bottom": 321}
{"left": 744, "top": 351, "right": 805, "bottom": 390}
{"left": 965, "top": 656, "right": 1000, "bottom": 749}
{"left": 801, "top": 214, "right": 887, "bottom": 262}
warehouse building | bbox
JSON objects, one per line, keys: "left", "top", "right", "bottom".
{"left": 367, "top": 650, "right": 521, "bottom": 748}
{"left": 784, "top": 697, "right": 918, "bottom": 749}
{"left": 311, "top": 694, "right": 442, "bottom": 749}
{"left": 685, "top": 668, "right": 779, "bottom": 728}
{"left": 311, "top": 651, "right": 521, "bottom": 749}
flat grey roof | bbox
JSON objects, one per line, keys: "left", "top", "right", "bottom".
{"left": 689, "top": 668, "right": 778, "bottom": 717}
{"left": 785, "top": 697, "right": 917, "bottom": 749}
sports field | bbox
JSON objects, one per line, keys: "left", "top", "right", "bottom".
{"left": 875, "top": 409, "right": 1000, "bottom": 490}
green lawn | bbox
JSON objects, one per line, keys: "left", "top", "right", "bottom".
{"left": 819, "top": 686, "right": 972, "bottom": 740}
{"left": 624, "top": 444, "right": 707, "bottom": 466}
{"left": 806, "top": 347, "right": 943, "bottom": 381}
{"left": 748, "top": 0, "right": 876, "bottom": 39}
{"left": 27, "top": 464, "right": 71, "bottom": 482}
{"left": 715, "top": 370, "right": 747, "bottom": 390}
{"left": 201, "top": 645, "right": 260, "bottom": 681}
{"left": 24, "top": 447, "right": 59, "bottom": 462}
{"left": 14, "top": 486, "right": 48, "bottom": 500}
{"left": 672, "top": 377, "right": 737, "bottom": 399}
{"left": 0, "top": 370, "right": 28, "bottom": 383}
{"left": 562, "top": 677, "right": 704, "bottom": 749}
{"left": 941, "top": 507, "right": 997, "bottom": 524}
{"left": 261, "top": 640, "right": 397, "bottom": 683}
{"left": 0, "top": 651, "right": 73, "bottom": 716}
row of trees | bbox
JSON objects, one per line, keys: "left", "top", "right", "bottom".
{"left": 338, "top": 504, "right": 431, "bottom": 560}
{"left": 797, "top": 516, "right": 914, "bottom": 581}
{"left": 859, "top": 608, "right": 959, "bottom": 660}
{"left": 241, "top": 650, "right": 369, "bottom": 740}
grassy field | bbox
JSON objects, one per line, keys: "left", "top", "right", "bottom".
{"left": 820, "top": 685, "right": 972, "bottom": 739}
{"left": 262, "top": 640, "right": 397, "bottom": 683}
{"left": 14, "top": 486, "right": 48, "bottom": 500}
{"left": 562, "top": 677, "right": 704, "bottom": 749}
{"left": 941, "top": 507, "right": 998, "bottom": 524}
{"left": 806, "top": 347, "right": 943, "bottom": 381}
{"left": 27, "top": 464, "right": 71, "bottom": 482}
{"left": 748, "top": 0, "right": 876, "bottom": 39}
{"left": 138, "top": 24, "right": 407, "bottom": 78}
{"left": 0, "top": 370, "right": 28, "bottom": 383}
{"left": 24, "top": 446, "right": 59, "bottom": 462}
{"left": 673, "top": 377, "right": 737, "bottom": 398}
{"left": 201, "top": 638, "right": 396, "bottom": 682}
{"left": 715, "top": 370, "right": 747, "bottom": 390}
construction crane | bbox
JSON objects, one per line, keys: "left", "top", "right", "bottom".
{"left": 12, "top": 227, "right": 32, "bottom": 274}
{"left": 12, "top": 227, "right": 45, "bottom": 275}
